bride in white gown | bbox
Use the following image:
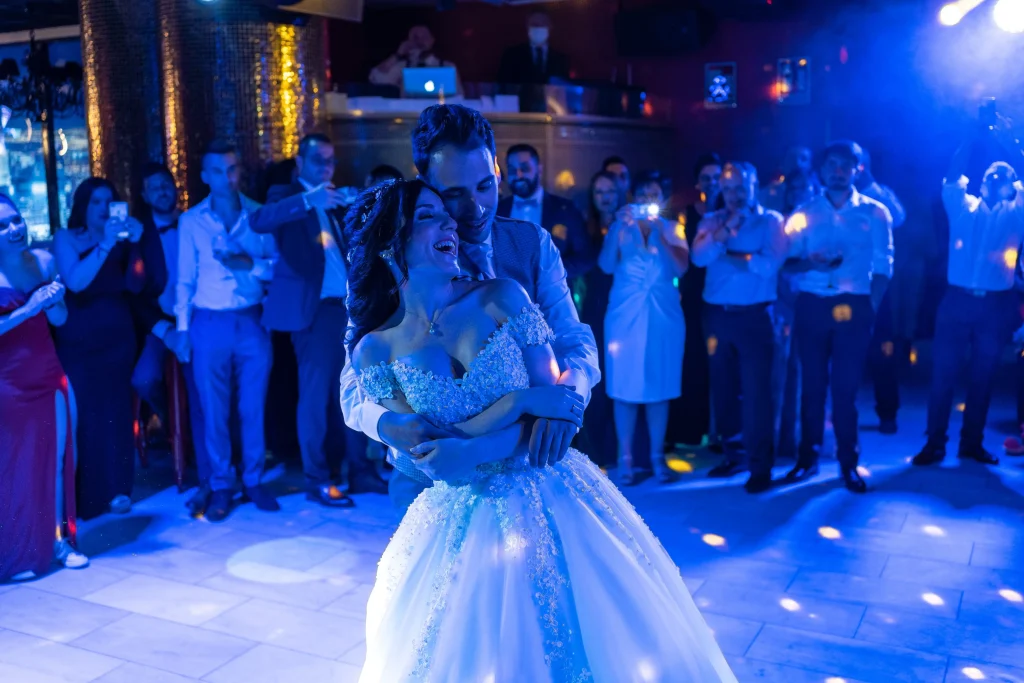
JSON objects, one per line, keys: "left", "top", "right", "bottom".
{"left": 347, "top": 179, "right": 736, "bottom": 683}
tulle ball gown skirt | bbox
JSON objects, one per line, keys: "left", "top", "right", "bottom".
{"left": 358, "top": 450, "right": 737, "bottom": 683}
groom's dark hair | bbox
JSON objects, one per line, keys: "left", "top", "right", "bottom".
{"left": 411, "top": 104, "right": 496, "bottom": 176}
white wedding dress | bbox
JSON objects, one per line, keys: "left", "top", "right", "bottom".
{"left": 356, "top": 306, "right": 737, "bottom": 683}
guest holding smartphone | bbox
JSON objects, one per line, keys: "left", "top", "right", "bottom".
{"left": 53, "top": 178, "right": 149, "bottom": 519}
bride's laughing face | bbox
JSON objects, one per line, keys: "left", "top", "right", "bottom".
{"left": 403, "top": 188, "right": 460, "bottom": 278}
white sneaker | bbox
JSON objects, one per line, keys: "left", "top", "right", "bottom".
{"left": 110, "top": 495, "right": 132, "bottom": 514}
{"left": 11, "top": 570, "right": 37, "bottom": 581}
{"left": 54, "top": 539, "right": 89, "bottom": 569}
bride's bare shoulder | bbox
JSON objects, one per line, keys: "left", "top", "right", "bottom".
{"left": 476, "top": 278, "right": 532, "bottom": 319}
{"left": 351, "top": 330, "right": 393, "bottom": 371}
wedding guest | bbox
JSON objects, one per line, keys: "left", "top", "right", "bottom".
{"left": 599, "top": 171, "right": 688, "bottom": 484}
{"left": 914, "top": 122, "right": 1024, "bottom": 467}
{"left": 602, "top": 156, "right": 631, "bottom": 207}
{"left": 0, "top": 195, "right": 88, "bottom": 581}
{"left": 675, "top": 153, "right": 722, "bottom": 448}
{"left": 249, "top": 133, "right": 384, "bottom": 506}
{"left": 53, "top": 178, "right": 147, "bottom": 519}
{"left": 575, "top": 170, "right": 620, "bottom": 467}
{"left": 176, "top": 140, "right": 278, "bottom": 522}
{"left": 692, "top": 162, "right": 787, "bottom": 494}
{"left": 130, "top": 163, "right": 210, "bottom": 513}
{"left": 760, "top": 145, "right": 819, "bottom": 213}
{"left": 784, "top": 141, "right": 893, "bottom": 493}
{"left": 498, "top": 143, "right": 593, "bottom": 279}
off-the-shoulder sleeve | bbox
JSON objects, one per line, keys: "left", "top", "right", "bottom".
{"left": 505, "top": 304, "right": 556, "bottom": 347}
{"left": 357, "top": 363, "right": 399, "bottom": 403}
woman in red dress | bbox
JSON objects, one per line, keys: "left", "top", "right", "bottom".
{"left": 0, "top": 195, "right": 88, "bottom": 582}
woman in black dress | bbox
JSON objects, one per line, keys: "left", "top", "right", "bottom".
{"left": 52, "top": 178, "right": 148, "bottom": 519}
{"left": 575, "top": 171, "right": 620, "bottom": 468}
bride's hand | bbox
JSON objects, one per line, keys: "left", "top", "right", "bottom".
{"left": 410, "top": 438, "right": 478, "bottom": 482}
{"left": 517, "top": 386, "right": 584, "bottom": 428}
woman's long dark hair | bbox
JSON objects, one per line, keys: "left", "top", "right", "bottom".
{"left": 345, "top": 178, "right": 428, "bottom": 355}
{"left": 587, "top": 170, "right": 618, "bottom": 244}
{"left": 68, "top": 177, "right": 120, "bottom": 232}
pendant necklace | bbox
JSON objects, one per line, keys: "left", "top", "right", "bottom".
{"left": 413, "top": 286, "right": 453, "bottom": 336}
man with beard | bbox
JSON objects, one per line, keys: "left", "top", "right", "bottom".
{"left": 497, "top": 143, "right": 592, "bottom": 278}
{"left": 130, "top": 163, "right": 209, "bottom": 511}
{"left": 339, "top": 104, "right": 601, "bottom": 512}
{"left": 783, "top": 140, "right": 893, "bottom": 493}
{"left": 914, "top": 118, "right": 1024, "bottom": 468}
{"left": 691, "top": 162, "right": 787, "bottom": 494}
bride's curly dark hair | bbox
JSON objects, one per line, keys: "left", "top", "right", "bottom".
{"left": 344, "top": 178, "right": 429, "bottom": 355}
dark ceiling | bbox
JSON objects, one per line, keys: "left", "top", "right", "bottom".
{"left": 0, "top": 0, "right": 896, "bottom": 35}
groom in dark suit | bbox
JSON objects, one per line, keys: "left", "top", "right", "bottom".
{"left": 497, "top": 143, "right": 593, "bottom": 279}
{"left": 340, "top": 104, "right": 601, "bottom": 511}
{"left": 249, "top": 133, "right": 381, "bottom": 506}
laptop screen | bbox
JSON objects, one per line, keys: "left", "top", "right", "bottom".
{"left": 402, "top": 67, "right": 457, "bottom": 98}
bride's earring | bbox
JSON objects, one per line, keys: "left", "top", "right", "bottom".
{"left": 379, "top": 248, "right": 394, "bottom": 264}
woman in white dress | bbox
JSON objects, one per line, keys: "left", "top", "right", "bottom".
{"left": 598, "top": 172, "right": 689, "bottom": 485}
{"left": 347, "top": 179, "right": 735, "bottom": 683}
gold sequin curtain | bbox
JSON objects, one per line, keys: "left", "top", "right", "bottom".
{"left": 80, "top": 1, "right": 327, "bottom": 209}
{"left": 156, "top": 0, "right": 326, "bottom": 207}
{"left": 80, "top": 0, "right": 163, "bottom": 209}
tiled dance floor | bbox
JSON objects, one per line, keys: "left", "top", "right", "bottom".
{"left": 2, "top": 397, "right": 1024, "bottom": 682}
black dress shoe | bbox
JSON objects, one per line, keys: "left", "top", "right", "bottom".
{"left": 912, "top": 445, "right": 945, "bottom": 466}
{"left": 958, "top": 448, "right": 999, "bottom": 465}
{"left": 784, "top": 462, "right": 819, "bottom": 482}
{"left": 244, "top": 485, "right": 281, "bottom": 512}
{"left": 841, "top": 467, "right": 868, "bottom": 493}
{"left": 744, "top": 472, "right": 773, "bottom": 494}
{"left": 878, "top": 419, "right": 898, "bottom": 435}
{"left": 707, "top": 459, "right": 745, "bottom": 478}
{"left": 307, "top": 484, "right": 356, "bottom": 508}
{"left": 205, "top": 490, "right": 233, "bottom": 522}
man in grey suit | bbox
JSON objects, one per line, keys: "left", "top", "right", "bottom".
{"left": 339, "top": 104, "right": 601, "bottom": 512}
{"left": 249, "top": 134, "right": 382, "bottom": 507}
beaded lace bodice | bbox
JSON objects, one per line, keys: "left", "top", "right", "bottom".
{"left": 357, "top": 305, "right": 555, "bottom": 427}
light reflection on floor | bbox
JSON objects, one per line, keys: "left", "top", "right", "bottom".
{"left": 1, "top": 396, "right": 1024, "bottom": 682}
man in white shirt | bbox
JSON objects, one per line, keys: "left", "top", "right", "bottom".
{"left": 784, "top": 140, "right": 893, "bottom": 493}
{"left": 248, "top": 133, "right": 382, "bottom": 508}
{"left": 914, "top": 122, "right": 1024, "bottom": 467}
{"left": 691, "top": 162, "right": 788, "bottom": 494}
{"left": 176, "top": 140, "right": 278, "bottom": 521}
{"left": 339, "top": 104, "right": 600, "bottom": 512}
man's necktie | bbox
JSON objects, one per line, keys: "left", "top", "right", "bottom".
{"left": 534, "top": 46, "right": 544, "bottom": 71}
{"left": 461, "top": 242, "right": 496, "bottom": 281}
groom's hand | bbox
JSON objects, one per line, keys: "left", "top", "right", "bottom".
{"left": 378, "top": 413, "right": 453, "bottom": 453}
{"left": 529, "top": 418, "right": 576, "bottom": 468}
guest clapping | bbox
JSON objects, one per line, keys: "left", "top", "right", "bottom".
{"left": 0, "top": 195, "right": 88, "bottom": 580}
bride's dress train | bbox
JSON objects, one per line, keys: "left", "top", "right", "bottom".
{"left": 357, "top": 306, "right": 737, "bottom": 683}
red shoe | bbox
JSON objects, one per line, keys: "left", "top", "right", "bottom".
{"left": 1004, "top": 434, "right": 1024, "bottom": 456}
